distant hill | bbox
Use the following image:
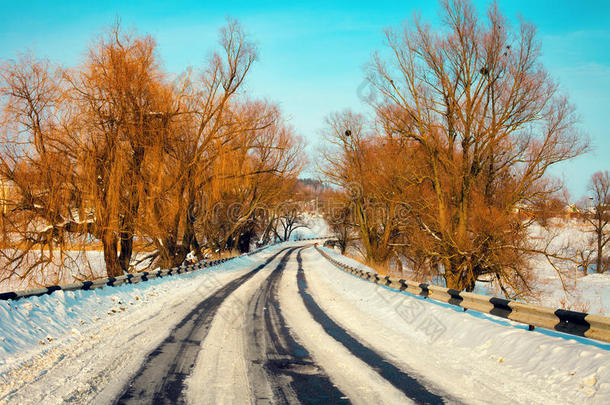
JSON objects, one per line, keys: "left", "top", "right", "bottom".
{"left": 297, "top": 178, "right": 330, "bottom": 193}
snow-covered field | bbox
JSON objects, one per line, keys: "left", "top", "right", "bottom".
{"left": 470, "top": 220, "right": 610, "bottom": 316}
{"left": 525, "top": 221, "right": 610, "bottom": 315}
{"left": 0, "top": 250, "right": 107, "bottom": 294}
{"left": 0, "top": 250, "right": 156, "bottom": 294}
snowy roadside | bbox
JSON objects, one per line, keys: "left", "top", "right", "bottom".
{"left": 0, "top": 245, "right": 287, "bottom": 404}
{"left": 303, "top": 247, "right": 610, "bottom": 404}
{"left": 318, "top": 246, "right": 377, "bottom": 274}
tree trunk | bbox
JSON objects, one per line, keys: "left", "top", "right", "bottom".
{"left": 443, "top": 257, "right": 475, "bottom": 291}
{"left": 119, "top": 231, "right": 133, "bottom": 273}
{"left": 597, "top": 221, "right": 603, "bottom": 273}
{"left": 118, "top": 145, "right": 143, "bottom": 273}
{"left": 102, "top": 230, "right": 122, "bottom": 277}
{"left": 445, "top": 269, "right": 468, "bottom": 290}
{"left": 182, "top": 193, "right": 200, "bottom": 256}
{"left": 237, "top": 228, "right": 254, "bottom": 253}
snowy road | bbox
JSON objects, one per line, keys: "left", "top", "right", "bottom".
{"left": 116, "top": 248, "right": 291, "bottom": 403}
{"left": 116, "top": 246, "right": 449, "bottom": 404}
{"left": 1, "top": 242, "right": 610, "bottom": 404}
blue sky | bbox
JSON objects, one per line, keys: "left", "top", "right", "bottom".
{"left": 1, "top": 0, "right": 608, "bottom": 199}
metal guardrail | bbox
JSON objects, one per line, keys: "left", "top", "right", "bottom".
{"left": 0, "top": 257, "right": 233, "bottom": 301}
{"left": 315, "top": 246, "right": 610, "bottom": 344}
{"left": 0, "top": 237, "right": 330, "bottom": 302}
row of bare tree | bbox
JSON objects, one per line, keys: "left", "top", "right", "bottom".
{"left": 320, "top": 0, "right": 594, "bottom": 298}
{"left": 0, "top": 21, "right": 303, "bottom": 283}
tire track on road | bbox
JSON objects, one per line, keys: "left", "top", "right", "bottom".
{"left": 296, "top": 248, "right": 448, "bottom": 405}
{"left": 245, "top": 247, "right": 349, "bottom": 404}
{"left": 114, "top": 247, "right": 290, "bottom": 405}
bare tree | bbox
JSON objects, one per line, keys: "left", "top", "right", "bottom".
{"left": 584, "top": 171, "right": 610, "bottom": 273}
{"left": 140, "top": 19, "right": 262, "bottom": 267}
{"left": 322, "top": 191, "right": 353, "bottom": 254}
{"left": 273, "top": 201, "right": 306, "bottom": 242}
{"left": 323, "top": 0, "right": 588, "bottom": 295}
{"left": 0, "top": 54, "right": 93, "bottom": 285}
{"left": 62, "top": 23, "right": 174, "bottom": 277}
{"left": 198, "top": 104, "right": 303, "bottom": 253}
{"left": 370, "top": 0, "right": 588, "bottom": 292}
{"left": 320, "top": 111, "right": 403, "bottom": 266}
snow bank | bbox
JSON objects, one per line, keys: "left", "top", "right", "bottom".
{"left": 318, "top": 246, "right": 375, "bottom": 273}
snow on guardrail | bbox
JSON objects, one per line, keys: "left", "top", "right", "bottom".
{"left": 0, "top": 237, "right": 330, "bottom": 302}
{"left": 0, "top": 258, "right": 233, "bottom": 301}
{"left": 315, "top": 246, "right": 610, "bottom": 344}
